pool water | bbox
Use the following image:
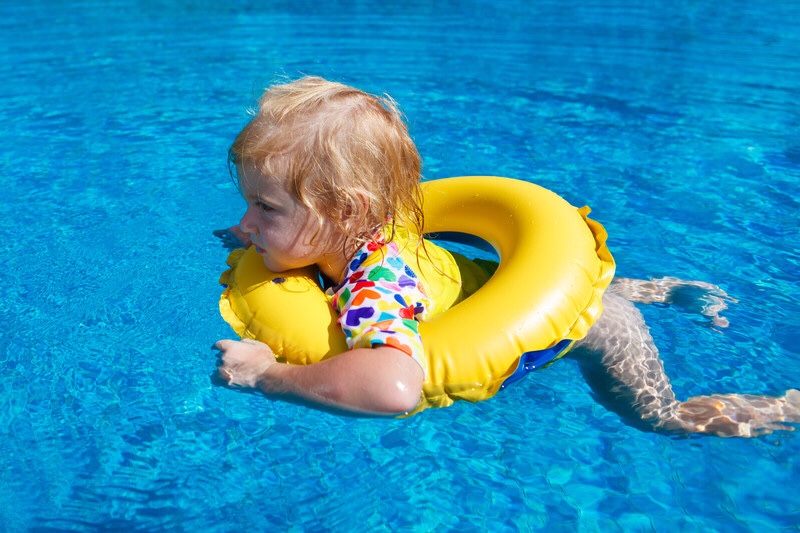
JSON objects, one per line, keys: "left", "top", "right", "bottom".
{"left": 2, "top": 0, "right": 799, "bottom": 530}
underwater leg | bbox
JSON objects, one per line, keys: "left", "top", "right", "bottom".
{"left": 570, "top": 292, "right": 800, "bottom": 437}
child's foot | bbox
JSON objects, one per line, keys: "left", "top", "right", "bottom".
{"left": 213, "top": 226, "right": 251, "bottom": 250}
{"left": 663, "top": 389, "right": 800, "bottom": 437}
{"left": 609, "top": 276, "right": 737, "bottom": 328}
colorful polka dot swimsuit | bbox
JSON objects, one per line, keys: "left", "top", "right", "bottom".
{"left": 327, "top": 234, "right": 430, "bottom": 374}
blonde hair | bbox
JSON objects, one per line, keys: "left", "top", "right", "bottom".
{"left": 229, "top": 76, "right": 424, "bottom": 253}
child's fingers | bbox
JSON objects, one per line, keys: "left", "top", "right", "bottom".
{"left": 213, "top": 227, "right": 249, "bottom": 250}
{"left": 213, "top": 339, "right": 237, "bottom": 352}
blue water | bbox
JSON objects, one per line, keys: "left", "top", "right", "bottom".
{"left": 2, "top": 0, "right": 799, "bottom": 530}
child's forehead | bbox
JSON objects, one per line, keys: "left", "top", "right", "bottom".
{"left": 238, "top": 162, "right": 288, "bottom": 196}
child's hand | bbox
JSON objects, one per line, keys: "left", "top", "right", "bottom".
{"left": 214, "top": 338, "right": 276, "bottom": 389}
{"left": 213, "top": 226, "right": 252, "bottom": 250}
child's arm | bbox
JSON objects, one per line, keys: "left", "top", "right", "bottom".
{"left": 214, "top": 338, "right": 424, "bottom": 415}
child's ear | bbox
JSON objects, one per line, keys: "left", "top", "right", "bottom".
{"left": 341, "top": 192, "right": 370, "bottom": 228}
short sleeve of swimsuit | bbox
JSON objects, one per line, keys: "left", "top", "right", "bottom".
{"left": 328, "top": 237, "right": 429, "bottom": 375}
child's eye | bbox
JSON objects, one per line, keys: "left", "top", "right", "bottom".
{"left": 255, "top": 200, "right": 273, "bottom": 213}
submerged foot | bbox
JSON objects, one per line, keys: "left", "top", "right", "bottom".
{"left": 659, "top": 389, "right": 800, "bottom": 437}
{"left": 609, "top": 276, "right": 738, "bottom": 328}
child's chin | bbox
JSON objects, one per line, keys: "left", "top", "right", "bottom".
{"left": 258, "top": 255, "right": 287, "bottom": 273}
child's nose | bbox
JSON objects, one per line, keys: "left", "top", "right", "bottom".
{"left": 238, "top": 207, "right": 257, "bottom": 234}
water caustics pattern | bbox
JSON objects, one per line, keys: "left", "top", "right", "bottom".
{"left": 1, "top": 0, "right": 798, "bottom": 531}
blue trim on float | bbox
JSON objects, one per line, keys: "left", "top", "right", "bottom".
{"left": 427, "top": 231, "right": 497, "bottom": 254}
{"left": 499, "top": 338, "right": 573, "bottom": 390}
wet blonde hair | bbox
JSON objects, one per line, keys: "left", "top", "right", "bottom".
{"left": 229, "top": 76, "right": 424, "bottom": 253}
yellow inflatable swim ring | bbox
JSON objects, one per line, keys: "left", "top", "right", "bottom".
{"left": 219, "top": 176, "right": 615, "bottom": 415}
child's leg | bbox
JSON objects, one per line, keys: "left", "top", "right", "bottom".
{"left": 570, "top": 292, "right": 800, "bottom": 437}
{"left": 608, "top": 276, "right": 737, "bottom": 327}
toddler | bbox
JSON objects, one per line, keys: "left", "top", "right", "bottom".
{"left": 214, "top": 76, "right": 800, "bottom": 437}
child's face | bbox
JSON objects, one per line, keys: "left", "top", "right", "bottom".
{"left": 237, "top": 163, "right": 347, "bottom": 280}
